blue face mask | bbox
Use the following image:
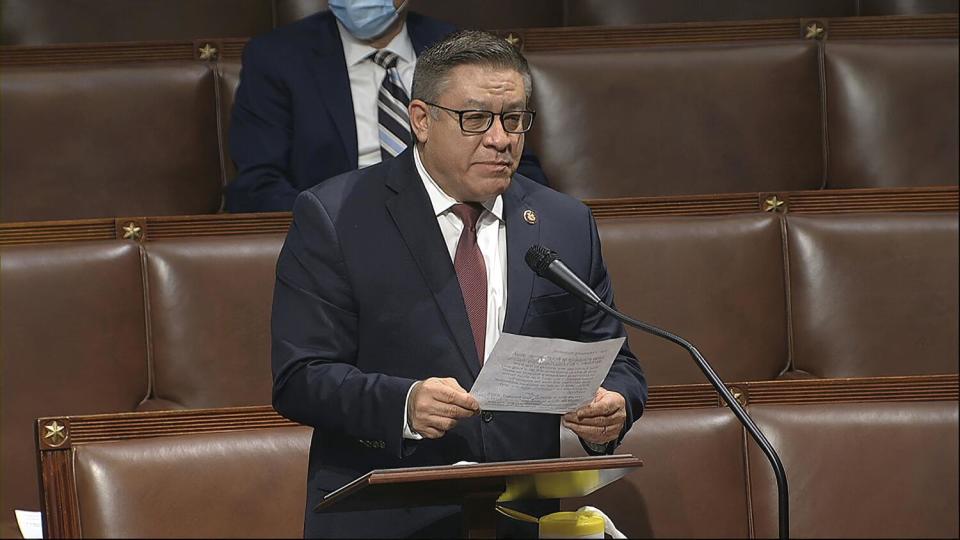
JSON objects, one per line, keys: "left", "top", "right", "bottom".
{"left": 329, "top": 0, "right": 407, "bottom": 41}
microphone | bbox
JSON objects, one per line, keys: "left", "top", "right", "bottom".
{"left": 524, "top": 245, "right": 602, "bottom": 306}
{"left": 525, "top": 245, "right": 790, "bottom": 540}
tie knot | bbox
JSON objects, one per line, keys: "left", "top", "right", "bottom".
{"left": 372, "top": 50, "right": 400, "bottom": 70}
{"left": 451, "top": 203, "right": 484, "bottom": 230}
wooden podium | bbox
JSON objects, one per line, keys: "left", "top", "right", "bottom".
{"left": 313, "top": 454, "right": 642, "bottom": 538}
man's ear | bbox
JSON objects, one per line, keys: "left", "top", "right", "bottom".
{"left": 409, "top": 100, "right": 431, "bottom": 144}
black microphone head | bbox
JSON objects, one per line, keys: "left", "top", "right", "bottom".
{"left": 525, "top": 245, "right": 558, "bottom": 276}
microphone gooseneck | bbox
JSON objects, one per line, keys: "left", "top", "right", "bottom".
{"left": 524, "top": 244, "right": 790, "bottom": 540}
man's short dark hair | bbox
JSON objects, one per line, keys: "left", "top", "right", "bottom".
{"left": 412, "top": 30, "right": 533, "bottom": 104}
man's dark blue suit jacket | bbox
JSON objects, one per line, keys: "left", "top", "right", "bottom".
{"left": 271, "top": 148, "right": 646, "bottom": 537}
{"left": 226, "top": 11, "right": 549, "bottom": 213}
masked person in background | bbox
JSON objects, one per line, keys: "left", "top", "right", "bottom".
{"left": 225, "top": 0, "right": 551, "bottom": 213}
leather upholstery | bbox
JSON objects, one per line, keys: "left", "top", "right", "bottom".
{"left": 56, "top": 399, "right": 959, "bottom": 538}
{"left": 273, "top": 0, "right": 564, "bottom": 29}
{"left": 561, "top": 408, "right": 750, "bottom": 538}
{"left": 0, "top": 62, "right": 223, "bottom": 221}
{"left": 73, "top": 426, "right": 312, "bottom": 538}
{"left": 0, "top": 242, "right": 149, "bottom": 530}
{"left": 748, "top": 401, "right": 959, "bottom": 538}
{"left": 0, "top": 0, "right": 273, "bottom": 45}
{"left": 787, "top": 213, "right": 959, "bottom": 377}
{"left": 0, "top": 213, "right": 958, "bottom": 536}
{"left": 525, "top": 43, "right": 824, "bottom": 199}
{"left": 217, "top": 61, "right": 242, "bottom": 186}
{"left": 4, "top": 0, "right": 955, "bottom": 46}
{"left": 598, "top": 214, "right": 789, "bottom": 385}
{"left": 825, "top": 40, "right": 960, "bottom": 188}
{"left": 4, "top": 39, "right": 957, "bottom": 220}
{"left": 143, "top": 236, "right": 283, "bottom": 408}
{"left": 858, "top": 0, "right": 960, "bottom": 16}
{"left": 564, "top": 0, "right": 857, "bottom": 25}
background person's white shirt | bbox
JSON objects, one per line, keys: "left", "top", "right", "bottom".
{"left": 337, "top": 20, "right": 416, "bottom": 168}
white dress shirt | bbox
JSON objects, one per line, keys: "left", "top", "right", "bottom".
{"left": 337, "top": 21, "right": 417, "bottom": 168}
{"left": 402, "top": 146, "right": 509, "bottom": 439}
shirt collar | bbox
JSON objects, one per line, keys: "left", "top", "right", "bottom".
{"left": 337, "top": 19, "right": 416, "bottom": 68}
{"left": 413, "top": 146, "right": 503, "bottom": 222}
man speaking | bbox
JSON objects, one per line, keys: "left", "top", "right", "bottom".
{"left": 271, "top": 30, "right": 647, "bottom": 538}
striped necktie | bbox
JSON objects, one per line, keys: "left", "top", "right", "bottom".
{"left": 371, "top": 50, "right": 411, "bottom": 161}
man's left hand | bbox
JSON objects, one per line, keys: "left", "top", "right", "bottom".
{"left": 562, "top": 387, "right": 627, "bottom": 444}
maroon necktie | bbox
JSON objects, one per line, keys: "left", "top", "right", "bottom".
{"left": 451, "top": 203, "right": 487, "bottom": 363}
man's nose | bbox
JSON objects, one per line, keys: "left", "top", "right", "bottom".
{"left": 482, "top": 115, "right": 512, "bottom": 152}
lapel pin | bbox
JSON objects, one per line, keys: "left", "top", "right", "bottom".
{"left": 523, "top": 209, "right": 538, "bottom": 225}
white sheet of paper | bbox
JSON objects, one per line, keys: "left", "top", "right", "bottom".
{"left": 469, "top": 333, "right": 625, "bottom": 414}
{"left": 15, "top": 510, "right": 43, "bottom": 539}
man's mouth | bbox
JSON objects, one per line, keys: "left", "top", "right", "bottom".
{"left": 476, "top": 161, "right": 512, "bottom": 167}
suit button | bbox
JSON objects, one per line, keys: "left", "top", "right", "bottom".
{"left": 482, "top": 411, "right": 494, "bottom": 423}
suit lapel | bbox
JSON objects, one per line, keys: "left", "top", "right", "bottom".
{"left": 307, "top": 13, "right": 359, "bottom": 168}
{"left": 385, "top": 152, "right": 482, "bottom": 378}
{"left": 503, "top": 181, "right": 539, "bottom": 334}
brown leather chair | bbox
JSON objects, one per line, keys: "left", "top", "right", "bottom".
{"left": 217, "top": 61, "right": 243, "bottom": 186}
{"left": 0, "top": 0, "right": 273, "bottom": 45}
{"left": 525, "top": 42, "right": 824, "bottom": 199}
{"left": 273, "top": 0, "right": 564, "bottom": 29}
{"left": 824, "top": 39, "right": 959, "bottom": 189}
{"left": 563, "top": 0, "right": 858, "bottom": 25}
{"left": 0, "top": 62, "right": 223, "bottom": 221}
{"left": 72, "top": 425, "right": 311, "bottom": 538}
{"left": 598, "top": 214, "right": 789, "bottom": 385}
{"left": 561, "top": 407, "right": 751, "bottom": 538}
{"left": 748, "top": 401, "right": 960, "bottom": 538}
{"left": 0, "top": 241, "right": 150, "bottom": 537}
{"left": 786, "top": 212, "right": 959, "bottom": 377}
{"left": 142, "top": 235, "right": 284, "bottom": 409}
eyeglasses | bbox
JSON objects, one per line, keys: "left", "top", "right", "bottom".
{"left": 422, "top": 101, "right": 535, "bottom": 134}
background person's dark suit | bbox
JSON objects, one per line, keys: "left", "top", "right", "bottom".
{"left": 271, "top": 148, "right": 647, "bottom": 537}
{"left": 226, "top": 11, "right": 549, "bottom": 213}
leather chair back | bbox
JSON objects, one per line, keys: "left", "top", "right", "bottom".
{"left": 73, "top": 425, "right": 311, "bottom": 538}
{"left": 824, "top": 39, "right": 959, "bottom": 189}
{"left": 0, "top": 241, "right": 149, "bottom": 529}
{"left": 143, "top": 235, "right": 283, "bottom": 408}
{"left": 598, "top": 214, "right": 789, "bottom": 385}
{"left": 787, "top": 212, "right": 959, "bottom": 377}
{"left": 748, "top": 401, "right": 959, "bottom": 538}
{"left": 0, "top": 0, "right": 273, "bottom": 45}
{"left": 0, "top": 62, "right": 223, "bottom": 221}
{"left": 217, "top": 61, "right": 243, "bottom": 185}
{"left": 525, "top": 42, "right": 824, "bottom": 199}
{"left": 561, "top": 408, "right": 750, "bottom": 538}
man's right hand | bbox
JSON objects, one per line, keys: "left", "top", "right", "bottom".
{"left": 408, "top": 377, "right": 480, "bottom": 439}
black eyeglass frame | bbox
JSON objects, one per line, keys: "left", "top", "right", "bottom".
{"left": 421, "top": 101, "right": 536, "bottom": 134}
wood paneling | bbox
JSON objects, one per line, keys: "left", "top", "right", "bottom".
{"left": 646, "top": 373, "right": 959, "bottom": 410}
{"left": 2, "top": 187, "right": 954, "bottom": 246}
